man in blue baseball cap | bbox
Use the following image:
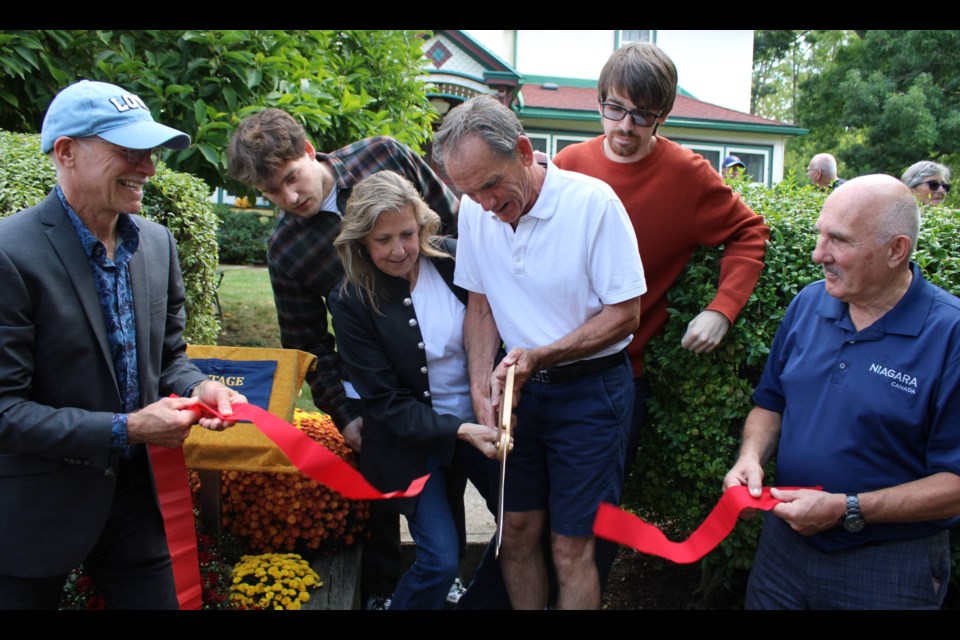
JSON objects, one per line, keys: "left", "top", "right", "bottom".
{"left": 0, "top": 79, "right": 245, "bottom": 609}
{"left": 721, "top": 155, "right": 746, "bottom": 179}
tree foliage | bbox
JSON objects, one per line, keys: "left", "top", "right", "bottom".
{"left": 794, "top": 30, "right": 960, "bottom": 179}
{"left": 0, "top": 30, "right": 439, "bottom": 192}
{"left": 751, "top": 30, "right": 852, "bottom": 124}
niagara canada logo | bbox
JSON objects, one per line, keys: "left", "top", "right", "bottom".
{"left": 869, "top": 363, "right": 918, "bottom": 395}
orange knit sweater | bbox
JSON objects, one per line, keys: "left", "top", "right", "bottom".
{"left": 554, "top": 135, "right": 769, "bottom": 376}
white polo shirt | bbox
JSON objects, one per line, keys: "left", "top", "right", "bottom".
{"left": 454, "top": 159, "right": 646, "bottom": 363}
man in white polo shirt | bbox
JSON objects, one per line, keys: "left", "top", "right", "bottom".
{"left": 432, "top": 95, "right": 646, "bottom": 610}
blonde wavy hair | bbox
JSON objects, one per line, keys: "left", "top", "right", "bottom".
{"left": 334, "top": 170, "right": 451, "bottom": 315}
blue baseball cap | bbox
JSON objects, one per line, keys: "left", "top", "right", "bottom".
{"left": 40, "top": 80, "right": 190, "bottom": 154}
{"left": 721, "top": 155, "right": 745, "bottom": 170}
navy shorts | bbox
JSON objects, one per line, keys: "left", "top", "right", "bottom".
{"left": 503, "top": 355, "right": 633, "bottom": 537}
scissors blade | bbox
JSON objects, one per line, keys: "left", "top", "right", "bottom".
{"left": 495, "top": 364, "right": 516, "bottom": 559}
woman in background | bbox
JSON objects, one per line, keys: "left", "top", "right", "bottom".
{"left": 901, "top": 160, "right": 951, "bottom": 206}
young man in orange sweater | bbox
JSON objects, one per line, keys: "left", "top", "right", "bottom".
{"left": 553, "top": 41, "right": 770, "bottom": 586}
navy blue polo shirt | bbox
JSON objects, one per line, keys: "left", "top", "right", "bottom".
{"left": 753, "top": 262, "right": 960, "bottom": 551}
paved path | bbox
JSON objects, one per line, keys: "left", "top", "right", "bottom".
{"left": 400, "top": 480, "right": 495, "bottom": 544}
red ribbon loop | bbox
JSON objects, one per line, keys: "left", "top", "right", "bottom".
{"left": 592, "top": 485, "right": 818, "bottom": 564}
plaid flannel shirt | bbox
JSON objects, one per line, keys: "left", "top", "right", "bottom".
{"left": 267, "top": 136, "right": 458, "bottom": 430}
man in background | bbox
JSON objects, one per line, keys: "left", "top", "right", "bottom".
{"left": 721, "top": 154, "right": 746, "bottom": 179}
{"left": 807, "top": 152, "right": 846, "bottom": 190}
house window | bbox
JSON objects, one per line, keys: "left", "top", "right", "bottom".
{"left": 683, "top": 143, "right": 725, "bottom": 171}
{"left": 526, "top": 132, "right": 592, "bottom": 157}
{"left": 527, "top": 133, "right": 549, "bottom": 154}
{"left": 620, "top": 30, "right": 651, "bottom": 44}
{"left": 554, "top": 134, "right": 592, "bottom": 155}
{"left": 726, "top": 149, "right": 769, "bottom": 185}
{"left": 678, "top": 141, "right": 771, "bottom": 186}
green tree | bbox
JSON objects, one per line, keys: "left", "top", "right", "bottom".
{"left": 752, "top": 30, "right": 852, "bottom": 125}
{"left": 0, "top": 30, "right": 439, "bottom": 191}
{"left": 751, "top": 30, "right": 801, "bottom": 120}
{"left": 795, "top": 30, "right": 960, "bottom": 179}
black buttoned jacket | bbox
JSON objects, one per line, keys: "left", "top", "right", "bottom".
{"left": 328, "top": 240, "right": 468, "bottom": 516}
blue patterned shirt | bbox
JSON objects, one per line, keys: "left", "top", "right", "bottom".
{"left": 57, "top": 185, "right": 141, "bottom": 458}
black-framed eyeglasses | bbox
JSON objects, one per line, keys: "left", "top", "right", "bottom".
{"left": 599, "top": 101, "right": 662, "bottom": 128}
{"left": 82, "top": 137, "right": 163, "bottom": 166}
{"left": 913, "top": 179, "right": 951, "bottom": 193}
{"left": 119, "top": 146, "right": 163, "bottom": 166}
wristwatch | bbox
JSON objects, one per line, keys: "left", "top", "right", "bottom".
{"left": 842, "top": 494, "right": 865, "bottom": 533}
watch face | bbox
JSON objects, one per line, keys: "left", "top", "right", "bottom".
{"left": 843, "top": 515, "right": 865, "bottom": 533}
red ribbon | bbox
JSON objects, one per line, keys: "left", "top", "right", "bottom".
{"left": 148, "top": 444, "right": 203, "bottom": 610}
{"left": 187, "top": 400, "right": 429, "bottom": 499}
{"left": 151, "top": 399, "right": 430, "bottom": 609}
{"left": 592, "top": 485, "right": 818, "bottom": 564}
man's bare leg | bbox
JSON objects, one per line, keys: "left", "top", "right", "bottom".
{"left": 552, "top": 533, "right": 599, "bottom": 610}
{"left": 500, "top": 509, "right": 548, "bottom": 609}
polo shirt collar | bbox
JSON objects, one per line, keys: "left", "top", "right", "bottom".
{"left": 516, "top": 157, "right": 559, "bottom": 222}
{"left": 815, "top": 262, "right": 931, "bottom": 337}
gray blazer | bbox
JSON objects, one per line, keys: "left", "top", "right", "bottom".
{"left": 0, "top": 190, "right": 207, "bottom": 577}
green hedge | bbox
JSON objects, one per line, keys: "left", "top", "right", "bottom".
{"left": 215, "top": 208, "right": 273, "bottom": 265}
{"left": 0, "top": 130, "right": 221, "bottom": 344}
{"left": 626, "top": 176, "right": 960, "bottom": 603}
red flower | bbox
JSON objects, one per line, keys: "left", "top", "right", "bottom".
{"left": 76, "top": 576, "right": 95, "bottom": 593}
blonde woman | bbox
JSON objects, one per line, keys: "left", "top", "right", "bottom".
{"left": 328, "top": 170, "right": 500, "bottom": 610}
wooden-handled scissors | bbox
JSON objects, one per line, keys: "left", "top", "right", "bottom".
{"left": 495, "top": 364, "right": 515, "bottom": 558}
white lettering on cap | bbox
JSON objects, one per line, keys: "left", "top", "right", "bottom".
{"left": 108, "top": 93, "right": 148, "bottom": 113}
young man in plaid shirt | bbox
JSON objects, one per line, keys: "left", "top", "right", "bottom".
{"left": 227, "top": 109, "right": 460, "bottom": 609}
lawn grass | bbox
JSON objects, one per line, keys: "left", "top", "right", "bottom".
{"left": 215, "top": 265, "right": 317, "bottom": 412}
{"left": 216, "top": 266, "right": 281, "bottom": 348}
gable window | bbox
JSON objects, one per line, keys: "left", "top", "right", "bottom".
{"left": 620, "top": 30, "right": 652, "bottom": 44}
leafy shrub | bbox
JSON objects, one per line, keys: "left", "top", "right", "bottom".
{"left": 626, "top": 177, "right": 960, "bottom": 601}
{"left": 0, "top": 130, "right": 220, "bottom": 344}
{"left": 142, "top": 164, "right": 222, "bottom": 345}
{"left": 215, "top": 208, "right": 273, "bottom": 265}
